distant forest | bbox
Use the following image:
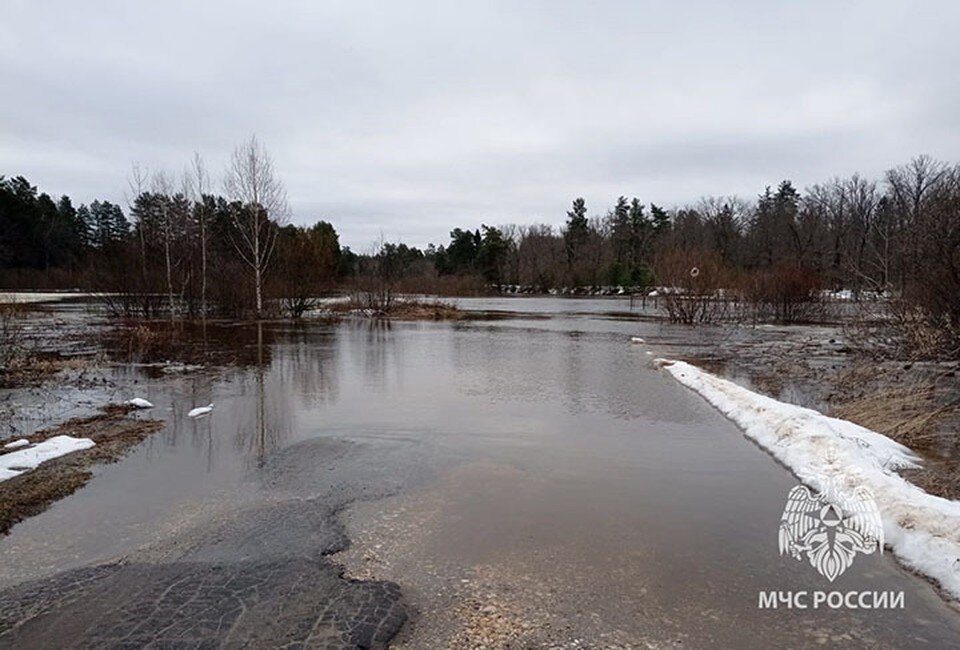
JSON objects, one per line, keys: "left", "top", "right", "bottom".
{"left": 2, "top": 148, "right": 959, "bottom": 332}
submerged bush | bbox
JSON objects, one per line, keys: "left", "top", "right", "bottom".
{"left": 653, "top": 250, "right": 735, "bottom": 324}
{"left": 740, "top": 264, "right": 824, "bottom": 323}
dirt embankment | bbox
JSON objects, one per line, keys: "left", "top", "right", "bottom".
{"left": 662, "top": 324, "right": 960, "bottom": 500}
{"left": 0, "top": 405, "right": 164, "bottom": 534}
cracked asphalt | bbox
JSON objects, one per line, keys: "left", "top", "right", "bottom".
{"left": 0, "top": 437, "right": 417, "bottom": 649}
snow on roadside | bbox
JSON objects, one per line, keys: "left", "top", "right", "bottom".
{"left": 0, "top": 435, "right": 96, "bottom": 482}
{"left": 657, "top": 358, "right": 960, "bottom": 600}
{"left": 3, "top": 439, "right": 30, "bottom": 450}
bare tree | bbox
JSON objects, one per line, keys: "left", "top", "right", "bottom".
{"left": 699, "top": 196, "right": 748, "bottom": 265}
{"left": 223, "top": 135, "right": 289, "bottom": 315}
{"left": 127, "top": 162, "right": 150, "bottom": 281}
{"left": 152, "top": 170, "right": 178, "bottom": 319}
{"left": 885, "top": 155, "right": 948, "bottom": 291}
{"left": 188, "top": 152, "right": 210, "bottom": 316}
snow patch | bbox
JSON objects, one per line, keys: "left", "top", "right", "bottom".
{"left": 128, "top": 398, "right": 154, "bottom": 409}
{"left": 0, "top": 435, "right": 96, "bottom": 482}
{"left": 3, "top": 438, "right": 30, "bottom": 450}
{"left": 658, "top": 358, "right": 960, "bottom": 600}
{"left": 162, "top": 363, "right": 204, "bottom": 374}
{"left": 0, "top": 291, "right": 94, "bottom": 304}
{"left": 188, "top": 404, "right": 214, "bottom": 418}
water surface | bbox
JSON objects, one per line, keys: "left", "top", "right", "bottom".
{"left": 1, "top": 299, "right": 958, "bottom": 647}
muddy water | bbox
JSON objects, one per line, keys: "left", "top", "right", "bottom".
{"left": 1, "top": 298, "right": 959, "bottom": 647}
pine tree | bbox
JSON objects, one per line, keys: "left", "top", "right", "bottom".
{"left": 610, "top": 196, "right": 630, "bottom": 262}
{"left": 564, "top": 197, "right": 589, "bottom": 269}
{"left": 477, "top": 225, "right": 510, "bottom": 283}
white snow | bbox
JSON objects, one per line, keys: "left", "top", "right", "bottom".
{"left": 0, "top": 291, "right": 94, "bottom": 304}
{"left": 3, "top": 438, "right": 30, "bottom": 450}
{"left": 630, "top": 336, "right": 645, "bottom": 344}
{"left": 162, "top": 363, "right": 204, "bottom": 374}
{"left": 128, "top": 397, "right": 154, "bottom": 409}
{"left": 0, "top": 435, "right": 96, "bottom": 482}
{"left": 188, "top": 404, "right": 214, "bottom": 418}
{"left": 658, "top": 358, "right": 960, "bottom": 600}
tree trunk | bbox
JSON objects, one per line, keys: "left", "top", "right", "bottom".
{"left": 200, "top": 212, "right": 207, "bottom": 317}
{"left": 164, "top": 225, "right": 175, "bottom": 321}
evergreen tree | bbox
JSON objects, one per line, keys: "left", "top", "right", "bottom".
{"left": 477, "top": 225, "right": 510, "bottom": 283}
{"left": 90, "top": 200, "right": 129, "bottom": 248}
{"left": 610, "top": 196, "right": 631, "bottom": 262}
{"left": 564, "top": 197, "right": 589, "bottom": 268}
{"left": 76, "top": 205, "right": 94, "bottom": 248}
{"left": 649, "top": 203, "right": 669, "bottom": 232}
{"left": 442, "top": 228, "right": 480, "bottom": 274}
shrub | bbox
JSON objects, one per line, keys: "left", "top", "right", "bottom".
{"left": 740, "top": 264, "right": 823, "bottom": 323}
{"left": 0, "top": 303, "right": 24, "bottom": 381}
{"left": 653, "top": 250, "right": 734, "bottom": 324}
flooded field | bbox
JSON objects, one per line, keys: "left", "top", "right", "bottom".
{"left": 1, "top": 298, "right": 959, "bottom": 647}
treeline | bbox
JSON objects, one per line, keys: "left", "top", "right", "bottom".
{"left": 357, "top": 154, "right": 960, "bottom": 352}
{"left": 0, "top": 176, "right": 127, "bottom": 281}
{"left": 1, "top": 138, "right": 350, "bottom": 318}
{"left": 3, "top": 153, "right": 959, "bottom": 342}
{"left": 369, "top": 156, "right": 957, "bottom": 303}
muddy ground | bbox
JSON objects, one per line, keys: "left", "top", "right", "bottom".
{"left": 0, "top": 405, "right": 164, "bottom": 534}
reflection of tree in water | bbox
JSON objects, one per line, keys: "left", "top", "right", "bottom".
{"left": 562, "top": 332, "right": 587, "bottom": 413}
{"left": 230, "top": 323, "right": 287, "bottom": 468}
{"left": 339, "top": 319, "right": 406, "bottom": 390}
{"left": 233, "top": 322, "right": 344, "bottom": 468}
{"left": 103, "top": 320, "right": 278, "bottom": 371}
{"left": 273, "top": 324, "right": 340, "bottom": 407}
{"left": 131, "top": 320, "right": 345, "bottom": 470}
{"left": 163, "top": 372, "right": 221, "bottom": 472}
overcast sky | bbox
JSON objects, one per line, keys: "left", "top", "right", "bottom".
{"left": 2, "top": 1, "right": 959, "bottom": 250}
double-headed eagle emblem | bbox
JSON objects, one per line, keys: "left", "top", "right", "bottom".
{"left": 778, "top": 477, "right": 884, "bottom": 581}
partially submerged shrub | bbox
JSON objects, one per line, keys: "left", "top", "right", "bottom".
{"left": 889, "top": 303, "right": 960, "bottom": 360}
{"left": 740, "top": 264, "right": 824, "bottom": 323}
{"left": 653, "top": 250, "right": 734, "bottom": 324}
{"left": 0, "top": 303, "right": 25, "bottom": 382}
{"left": 335, "top": 293, "right": 463, "bottom": 320}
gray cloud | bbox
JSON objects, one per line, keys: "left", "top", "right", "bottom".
{"left": 2, "top": 0, "right": 959, "bottom": 249}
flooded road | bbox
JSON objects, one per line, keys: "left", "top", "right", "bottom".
{"left": 1, "top": 298, "right": 959, "bottom": 647}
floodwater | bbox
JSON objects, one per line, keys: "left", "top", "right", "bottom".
{"left": 1, "top": 297, "right": 959, "bottom": 647}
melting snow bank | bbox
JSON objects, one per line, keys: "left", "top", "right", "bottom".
{"left": 657, "top": 358, "right": 960, "bottom": 601}
{"left": 0, "top": 435, "right": 96, "bottom": 482}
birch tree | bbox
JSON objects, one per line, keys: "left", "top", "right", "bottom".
{"left": 127, "top": 162, "right": 149, "bottom": 282}
{"left": 188, "top": 153, "right": 210, "bottom": 316}
{"left": 152, "top": 170, "right": 178, "bottom": 319}
{"left": 223, "top": 135, "right": 288, "bottom": 315}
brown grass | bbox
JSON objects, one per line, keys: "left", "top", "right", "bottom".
{"left": 830, "top": 384, "right": 950, "bottom": 445}
{"left": 0, "top": 406, "right": 164, "bottom": 534}
{"left": 385, "top": 300, "right": 467, "bottom": 321}
{"left": 0, "top": 353, "right": 95, "bottom": 389}
{"left": 830, "top": 379, "right": 960, "bottom": 499}
{"left": 329, "top": 296, "right": 467, "bottom": 321}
